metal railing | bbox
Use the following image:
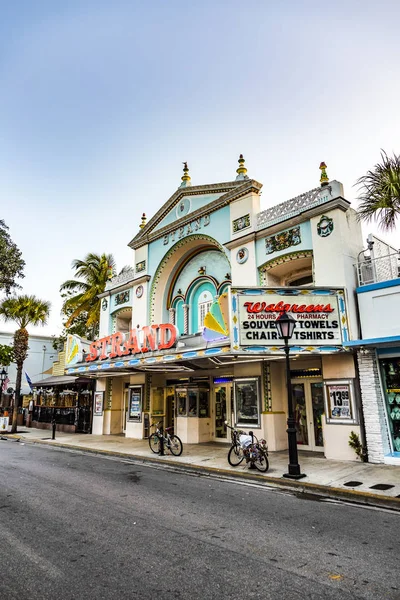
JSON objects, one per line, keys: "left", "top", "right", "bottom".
{"left": 356, "top": 251, "right": 400, "bottom": 286}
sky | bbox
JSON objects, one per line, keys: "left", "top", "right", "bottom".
{"left": 1, "top": 0, "right": 399, "bottom": 337}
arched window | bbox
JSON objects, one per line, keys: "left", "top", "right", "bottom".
{"left": 198, "top": 290, "right": 213, "bottom": 331}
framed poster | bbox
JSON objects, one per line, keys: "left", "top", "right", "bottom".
{"left": 94, "top": 392, "right": 104, "bottom": 416}
{"left": 324, "top": 380, "right": 357, "bottom": 424}
{"left": 129, "top": 386, "right": 143, "bottom": 422}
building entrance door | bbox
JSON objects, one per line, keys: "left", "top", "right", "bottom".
{"left": 214, "top": 385, "right": 232, "bottom": 441}
{"left": 291, "top": 379, "right": 324, "bottom": 452}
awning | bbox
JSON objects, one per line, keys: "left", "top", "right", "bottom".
{"left": 32, "top": 375, "right": 92, "bottom": 388}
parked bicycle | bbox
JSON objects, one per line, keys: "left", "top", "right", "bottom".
{"left": 148, "top": 421, "right": 183, "bottom": 456}
{"left": 225, "top": 421, "right": 269, "bottom": 472}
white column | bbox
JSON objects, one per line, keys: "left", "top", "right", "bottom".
{"left": 169, "top": 307, "right": 176, "bottom": 325}
{"left": 183, "top": 304, "right": 189, "bottom": 334}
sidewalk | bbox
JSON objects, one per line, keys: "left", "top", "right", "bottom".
{"left": 3, "top": 427, "right": 400, "bottom": 510}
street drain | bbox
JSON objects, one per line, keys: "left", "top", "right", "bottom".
{"left": 343, "top": 481, "right": 363, "bottom": 487}
{"left": 369, "top": 484, "right": 395, "bottom": 491}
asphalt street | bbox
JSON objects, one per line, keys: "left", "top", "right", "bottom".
{"left": 0, "top": 439, "right": 399, "bottom": 600}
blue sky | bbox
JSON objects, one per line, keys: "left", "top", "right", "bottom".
{"left": 1, "top": 0, "right": 399, "bottom": 336}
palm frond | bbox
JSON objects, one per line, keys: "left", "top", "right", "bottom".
{"left": 355, "top": 151, "right": 400, "bottom": 231}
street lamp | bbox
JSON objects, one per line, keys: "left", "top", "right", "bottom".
{"left": 275, "top": 312, "right": 306, "bottom": 480}
{"left": 0, "top": 367, "right": 8, "bottom": 389}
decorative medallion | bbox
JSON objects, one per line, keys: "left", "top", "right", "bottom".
{"left": 317, "top": 215, "right": 334, "bottom": 237}
{"left": 136, "top": 285, "right": 144, "bottom": 299}
{"left": 175, "top": 197, "right": 191, "bottom": 218}
{"left": 236, "top": 247, "right": 249, "bottom": 264}
{"left": 115, "top": 291, "right": 130, "bottom": 306}
{"left": 101, "top": 298, "right": 108, "bottom": 311}
{"left": 232, "top": 214, "right": 251, "bottom": 233}
{"left": 135, "top": 260, "right": 146, "bottom": 273}
{"left": 265, "top": 226, "right": 301, "bottom": 255}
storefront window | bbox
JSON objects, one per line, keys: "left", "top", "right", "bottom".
{"left": 199, "top": 390, "right": 209, "bottom": 418}
{"left": 188, "top": 390, "right": 198, "bottom": 417}
{"left": 177, "top": 390, "right": 187, "bottom": 416}
{"left": 380, "top": 358, "right": 400, "bottom": 453}
{"left": 176, "top": 387, "right": 209, "bottom": 418}
{"left": 234, "top": 378, "right": 260, "bottom": 427}
{"left": 152, "top": 387, "right": 164, "bottom": 415}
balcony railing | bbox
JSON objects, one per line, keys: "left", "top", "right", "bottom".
{"left": 355, "top": 251, "right": 400, "bottom": 286}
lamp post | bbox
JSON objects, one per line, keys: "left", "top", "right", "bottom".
{"left": 0, "top": 368, "right": 7, "bottom": 402}
{"left": 275, "top": 312, "right": 306, "bottom": 480}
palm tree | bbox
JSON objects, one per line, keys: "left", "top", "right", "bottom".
{"left": 60, "top": 253, "right": 117, "bottom": 339}
{"left": 356, "top": 151, "right": 400, "bottom": 231}
{"left": 0, "top": 295, "right": 51, "bottom": 433}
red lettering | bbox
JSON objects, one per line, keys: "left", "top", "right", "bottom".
{"left": 99, "top": 336, "right": 111, "bottom": 360}
{"left": 123, "top": 329, "right": 140, "bottom": 355}
{"left": 323, "top": 303, "right": 334, "bottom": 313}
{"left": 244, "top": 302, "right": 255, "bottom": 313}
{"left": 141, "top": 326, "right": 157, "bottom": 352}
{"left": 86, "top": 341, "right": 99, "bottom": 362}
{"left": 109, "top": 332, "right": 125, "bottom": 358}
{"left": 158, "top": 324, "right": 178, "bottom": 350}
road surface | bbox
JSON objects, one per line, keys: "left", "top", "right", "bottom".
{"left": 1, "top": 439, "right": 399, "bottom": 599}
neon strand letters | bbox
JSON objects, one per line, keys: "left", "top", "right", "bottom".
{"left": 86, "top": 324, "right": 178, "bottom": 362}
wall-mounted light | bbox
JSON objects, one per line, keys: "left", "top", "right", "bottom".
{"left": 198, "top": 266, "right": 206, "bottom": 276}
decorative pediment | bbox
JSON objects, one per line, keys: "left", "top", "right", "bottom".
{"left": 129, "top": 179, "right": 262, "bottom": 250}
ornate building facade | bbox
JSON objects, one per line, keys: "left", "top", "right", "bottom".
{"left": 67, "top": 158, "right": 367, "bottom": 461}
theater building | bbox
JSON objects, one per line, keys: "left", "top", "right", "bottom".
{"left": 67, "top": 158, "right": 365, "bottom": 461}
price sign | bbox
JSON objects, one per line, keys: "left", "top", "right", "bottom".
{"left": 327, "top": 384, "right": 352, "bottom": 420}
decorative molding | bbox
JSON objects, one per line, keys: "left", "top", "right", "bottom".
{"left": 256, "top": 186, "right": 329, "bottom": 230}
{"left": 136, "top": 260, "right": 146, "bottom": 273}
{"left": 258, "top": 250, "right": 313, "bottom": 284}
{"left": 144, "top": 374, "right": 151, "bottom": 412}
{"left": 236, "top": 247, "right": 249, "bottom": 264}
{"left": 136, "top": 285, "right": 144, "bottom": 299}
{"left": 317, "top": 215, "right": 334, "bottom": 237}
{"left": 265, "top": 226, "right": 301, "bottom": 255}
{"left": 115, "top": 290, "right": 130, "bottom": 306}
{"left": 262, "top": 362, "right": 272, "bottom": 412}
{"left": 232, "top": 214, "right": 251, "bottom": 234}
{"left": 224, "top": 232, "right": 256, "bottom": 250}
{"left": 129, "top": 179, "right": 262, "bottom": 249}
{"left": 105, "top": 269, "right": 135, "bottom": 291}
{"left": 149, "top": 234, "right": 226, "bottom": 323}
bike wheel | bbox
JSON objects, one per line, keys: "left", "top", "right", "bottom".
{"left": 228, "top": 444, "right": 245, "bottom": 466}
{"left": 253, "top": 450, "right": 269, "bottom": 473}
{"left": 168, "top": 435, "right": 183, "bottom": 456}
{"left": 148, "top": 433, "right": 160, "bottom": 454}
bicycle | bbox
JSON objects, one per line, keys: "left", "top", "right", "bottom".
{"left": 225, "top": 421, "right": 269, "bottom": 472}
{"left": 148, "top": 421, "right": 183, "bottom": 456}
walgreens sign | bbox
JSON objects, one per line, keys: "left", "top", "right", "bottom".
{"left": 237, "top": 293, "right": 343, "bottom": 346}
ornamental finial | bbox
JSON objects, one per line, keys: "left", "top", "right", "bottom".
{"left": 139, "top": 213, "right": 147, "bottom": 229}
{"left": 319, "top": 162, "right": 329, "bottom": 187}
{"left": 236, "top": 154, "right": 248, "bottom": 180}
{"left": 180, "top": 162, "right": 191, "bottom": 188}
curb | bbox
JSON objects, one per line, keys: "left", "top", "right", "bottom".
{"left": 11, "top": 435, "right": 400, "bottom": 512}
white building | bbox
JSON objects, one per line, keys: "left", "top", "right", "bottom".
{"left": 0, "top": 332, "right": 56, "bottom": 396}
{"left": 346, "top": 235, "right": 400, "bottom": 465}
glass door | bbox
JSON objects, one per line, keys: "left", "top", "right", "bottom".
{"left": 310, "top": 382, "right": 324, "bottom": 450}
{"left": 291, "top": 379, "right": 324, "bottom": 452}
{"left": 214, "top": 385, "right": 228, "bottom": 440}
